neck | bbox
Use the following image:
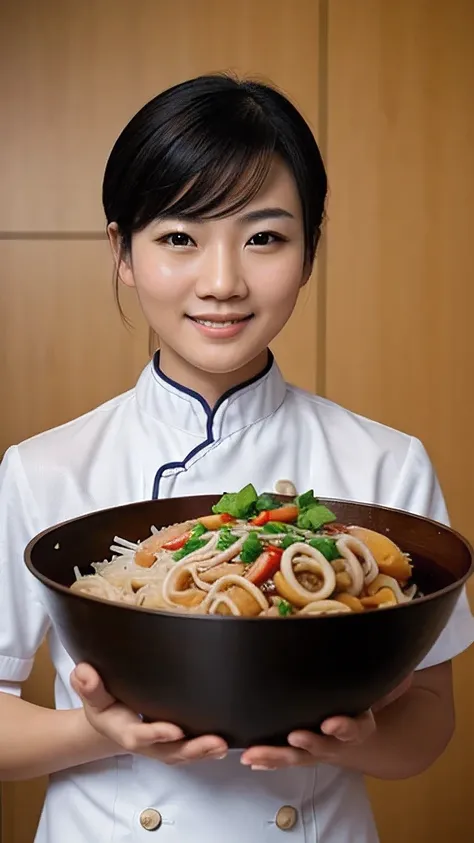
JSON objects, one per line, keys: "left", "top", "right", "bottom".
{"left": 157, "top": 345, "right": 270, "bottom": 407}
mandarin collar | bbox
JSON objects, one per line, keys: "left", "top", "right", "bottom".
{"left": 135, "top": 352, "right": 287, "bottom": 438}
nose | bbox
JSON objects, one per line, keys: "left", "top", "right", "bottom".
{"left": 194, "top": 241, "right": 248, "bottom": 300}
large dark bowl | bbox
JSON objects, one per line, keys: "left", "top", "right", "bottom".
{"left": 25, "top": 496, "right": 473, "bottom": 748}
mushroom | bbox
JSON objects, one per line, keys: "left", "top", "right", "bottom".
{"left": 274, "top": 479, "right": 298, "bottom": 497}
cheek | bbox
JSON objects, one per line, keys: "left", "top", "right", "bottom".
{"left": 252, "top": 253, "right": 305, "bottom": 308}
{"left": 132, "top": 251, "right": 193, "bottom": 303}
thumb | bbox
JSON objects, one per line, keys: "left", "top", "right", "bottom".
{"left": 71, "top": 663, "right": 116, "bottom": 713}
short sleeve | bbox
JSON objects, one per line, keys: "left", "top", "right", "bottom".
{"left": 0, "top": 447, "right": 51, "bottom": 687}
{"left": 389, "top": 437, "right": 474, "bottom": 669}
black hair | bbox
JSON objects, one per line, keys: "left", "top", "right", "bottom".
{"left": 103, "top": 73, "right": 327, "bottom": 308}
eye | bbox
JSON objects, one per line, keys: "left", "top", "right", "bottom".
{"left": 247, "top": 231, "right": 284, "bottom": 247}
{"left": 162, "top": 232, "right": 196, "bottom": 247}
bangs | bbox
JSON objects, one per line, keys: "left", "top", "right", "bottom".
{"left": 158, "top": 145, "right": 274, "bottom": 222}
{"left": 129, "top": 95, "right": 278, "bottom": 229}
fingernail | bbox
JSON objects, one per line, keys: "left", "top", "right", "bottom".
{"left": 211, "top": 752, "right": 227, "bottom": 760}
{"left": 155, "top": 732, "right": 182, "bottom": 743}
{"left": 206, "top": 747, "right": 226, "bottom": 757}
{"left": 251, "top": 765, "right": 277, "bottom": 771}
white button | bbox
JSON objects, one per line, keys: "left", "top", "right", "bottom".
{"left": 139, "top": 808, "right": 162, "bottom": 831}
{"left": 275, "top": 480, "right": 297, "bottom": 497}
{"left": 275, "top": 805, "right": 298, "bottom": 831}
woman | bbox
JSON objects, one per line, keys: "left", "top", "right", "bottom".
{"left": 0, "top": 73, "right": 472, "bottom": 843}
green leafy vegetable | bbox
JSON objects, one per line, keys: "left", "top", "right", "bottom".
{"left": 281, "top": 534, "right": 301, "bottom": 549}
{"left": 173, "top": 536, "right": 208, "bottom": 561}
{"left": 295, "top": 490, "right": 317, "bottom": 510}
{"left": 277, "top": 599, "right": 293, "bottom": 617}
{"left": 191, "top": 523, "right": 207, "bottom": 539}
{"left": 212, "top": 484, "right": 258, "bottom": 519}
{"left": 295, "top": 489, "right": 336, "bottom": 531}
{"left": 255, "top": 493, "right": 281, "bottom": 513}
{"left": 308, "top": 537, "right": 340, "bottom": 561}
{"left": 216, "top": 527, "right": 240, "bottom": 551}
{"left": 298, "top": 505, "right": 337, "bottom": 531}
{"left": 240, "top": 531, "right": 263, "bottom": 564}
{"left": 262, "top": 521, "right": 291, "bottom": 534}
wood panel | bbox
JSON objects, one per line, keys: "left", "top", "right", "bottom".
{"left": 0, "top": 0, "right": 322, "bottom": 233}
{"left": 0, "top": 240, "right": 149, "bottom": 455}
{"left": 325, "top": 1, "right": 474, "bottom": 840}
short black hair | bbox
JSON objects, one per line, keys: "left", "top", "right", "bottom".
{"left": 103, "top": 73, "right": 327, "bottom": 265}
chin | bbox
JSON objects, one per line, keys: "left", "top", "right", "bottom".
{"left": 187, "top": 348, "right": 266, "bottom": 377}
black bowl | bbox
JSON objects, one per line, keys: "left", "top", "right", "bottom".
{"left": 25, "top": 496, "right": 473, "bottom": 748}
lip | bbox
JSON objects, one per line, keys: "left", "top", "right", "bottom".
{"left": 188, "top": 313, "right": 253, "bottom": 323}
{"left": 187, "top": 314, "right": 253, "bottom": 339}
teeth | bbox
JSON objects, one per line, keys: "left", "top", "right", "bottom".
{"left": 195, "top": 319, "right": 241, "bottom": 327}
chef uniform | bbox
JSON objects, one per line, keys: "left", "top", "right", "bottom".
{"left": 1, "top": 353, "right": 473, "bottom": 843}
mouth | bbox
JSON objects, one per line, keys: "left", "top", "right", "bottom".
{"left": 188, "top": 314, "right": 253, "bottom": 329}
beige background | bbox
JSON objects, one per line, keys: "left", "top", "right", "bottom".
{"left": 0, "top": 1, "right": 473, "bottom": 841}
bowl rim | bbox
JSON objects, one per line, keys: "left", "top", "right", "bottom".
{"left": 24, "top": 494, "right": 474, "bottom": 623}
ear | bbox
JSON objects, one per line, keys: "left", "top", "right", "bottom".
{"left": 107, "top": 223, "right": 135, "bottom": 289}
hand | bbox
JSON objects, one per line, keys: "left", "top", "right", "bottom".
{"left": 70, "top": 663, "right": 228, "bottom": 765}
{"left": 241, "top": 673, "right": 414, "bottom": 771}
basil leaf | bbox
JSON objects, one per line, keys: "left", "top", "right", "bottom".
{"left": 240, "top": 531, "right": 263, "bottom": 564}
{"left": 295, "top": 490, "right": 317, "bottom": 510}
{"left": 212, "top": 484, "right": 258, "bottom": 518}
{"left": 308, "top": 537, "right": 340, "bottom": 561}
{"left": 297, "top": 505, "right": 337, "bottom": 531}
{"left": 255, "top": 493, "right": 281, "bottom": 512}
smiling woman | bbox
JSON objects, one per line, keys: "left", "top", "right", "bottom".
{"left": 103, "top": 75, "right": 326, "bottom": 403}
{"left": 0, "top": 70, "right": 473, "bottom": 843}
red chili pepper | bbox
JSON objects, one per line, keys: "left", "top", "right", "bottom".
{"left": 162, "top": 531, "right": 191, "bottom": 551}
{"left": 251, "top": 511, "right": 270, "bottom": 526}
{"left": 245, "top": 548, "right": 283, "bottom": 586}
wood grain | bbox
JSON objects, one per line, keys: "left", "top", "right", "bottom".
{"left": 325, "top": 2, "right": 474, "bottom": 840}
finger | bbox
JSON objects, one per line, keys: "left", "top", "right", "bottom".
{"left": 99, "top": 706, "right": 185, "bottom": 751}
{"left": 320, "top": 711, "right": 376, "bottom": 743}
{"left": 173, "top": 735, "right": 228, "bottom": 763}
{"left": 71, "top": 663, "right": 116, "bottom": 713}
{"left": 240, "top": 746, "right": 312, "bottom": 769}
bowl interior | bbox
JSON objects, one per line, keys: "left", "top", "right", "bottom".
{"left": 26, "top": 495, "right": 473, "bottom": 601}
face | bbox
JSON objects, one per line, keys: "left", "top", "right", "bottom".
{"left": 110, "top": 157, "right": 309, "bottom": 400}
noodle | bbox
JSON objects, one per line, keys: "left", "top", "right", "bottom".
{"left": 70, "top": 485, "right": 419, "bottom": 617}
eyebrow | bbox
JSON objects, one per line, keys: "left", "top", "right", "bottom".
{"left": 154, "top": 207, "right": 295, "bottom": 225}
{"left": 237, "top": 207, "right": 295, "bottom": 224}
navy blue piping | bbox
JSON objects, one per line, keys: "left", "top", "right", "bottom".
{"left": 151, "top": 351, "right": 274, "bottom": 499}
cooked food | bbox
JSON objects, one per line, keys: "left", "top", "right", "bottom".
{"left": 71, "top": 485, "right": 419, "bottom": 617}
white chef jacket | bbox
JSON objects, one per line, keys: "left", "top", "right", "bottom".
{"left": 1, "top": 354, "right": 473, "bottom": 843}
